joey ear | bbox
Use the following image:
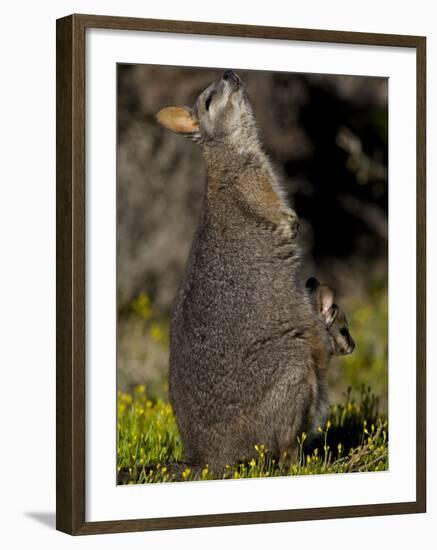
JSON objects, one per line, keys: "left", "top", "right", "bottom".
{"left": 317, "top": 285, "right": 335, "bottom": 317}
{"left": 155, "top": 106, "right": 199, "bottom": 135}
{"left": 306, "top": 277, "right": 320, "bottom": 294}
{"left": 324, "top": 304, "right": 338, "bottom": 327}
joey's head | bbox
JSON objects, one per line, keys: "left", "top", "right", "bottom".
{"left": 306, "top": 277, "right": 355, "bottom": 356}
{"left": 156, "top": 70, "right": 258, "bottom": 151}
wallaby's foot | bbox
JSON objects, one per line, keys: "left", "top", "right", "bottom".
{"left": 278, "top": 447, "right": 299, "bottom": 474}
{"left": 274, "top": 208, "right": 299, "bottom": 241}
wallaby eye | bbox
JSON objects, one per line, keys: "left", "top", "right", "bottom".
{"left": 340, "top": 327, "right": 349, "bottom": 337}
{"left": 205, "top": 94, "right": 214, "bottom": 111}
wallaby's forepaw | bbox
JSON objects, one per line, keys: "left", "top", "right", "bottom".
{"left": 288, "top": 210, "right": 300, "bottom": 239}
{"left": 275, "top": 209, "right": 299, "bottom": 241}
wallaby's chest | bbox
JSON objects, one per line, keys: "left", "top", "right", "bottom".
{"left": 172, "top": 210, "right": 309, "bottom": 366}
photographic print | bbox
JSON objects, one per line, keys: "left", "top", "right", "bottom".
{"left": 116, "top": 64, "right": 389, "bottom": 485}
{"left": 57, "top": 14, "right": 425, "bottom": 533}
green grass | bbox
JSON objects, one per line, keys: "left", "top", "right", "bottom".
{"left": 329, "top": 285, "right": 388, "bottom": 408}
{"left": 117, "top": 284, "right": 388, "bottom": 483}
{"left": 117, "top": 385, "right": 388, "bottom": 484}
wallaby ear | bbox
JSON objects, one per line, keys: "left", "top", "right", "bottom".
{"left": 324, "top": 304, "right": 338, "bottom": 327}
{"left": 306, "top": 277, "right": 320, "bottom": 293}
{"left": 156, "top": 106, "right": 199, "bottom": 135}
{"left": 317, "top": 285, "right": 335, "bottom": 317}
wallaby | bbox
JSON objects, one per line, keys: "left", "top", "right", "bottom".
{"left": 156, "top": 70, "right": 332, "bottom": 472}
{"left": 306, "top": 277, "right": 355, "bottom": 356}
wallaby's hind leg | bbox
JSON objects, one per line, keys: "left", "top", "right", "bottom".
{"left": 277, "top": 423, "right": 300, "bottom": 472}
{"left": 194, "top": 419, "right": 259, "bottom": 475}
{"left": 266, "top": 378, "right": 316, "bottom": 472}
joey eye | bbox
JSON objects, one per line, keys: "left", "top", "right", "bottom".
{"left": 205, "top": 94, "right": 213, "bottom": 111}
{"left": 340, "top": 328, "right": 349, "bottom": 337}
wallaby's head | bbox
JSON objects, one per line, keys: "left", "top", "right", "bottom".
{"left": 306, "top": 277, "right": 355, "bottom": 356}
{"left": 156, "top": 70, "right": 258, "bottom": 149}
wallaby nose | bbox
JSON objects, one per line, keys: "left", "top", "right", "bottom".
{"left": 223, "top": 70, "right": 241, "bottom": 84}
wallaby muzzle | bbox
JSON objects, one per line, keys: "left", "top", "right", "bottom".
{"left": 223, "top": 69, "right": 241, "bottom": 89}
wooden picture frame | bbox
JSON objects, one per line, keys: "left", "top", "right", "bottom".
{"left": 56, "top": 13, "right": 426, "bottom": 535}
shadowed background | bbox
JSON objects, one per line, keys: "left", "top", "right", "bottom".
{"left": 117, "top": 65, "right": 388, "bottom": 409}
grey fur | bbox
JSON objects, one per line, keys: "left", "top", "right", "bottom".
{"left": 305, "top": 277, "right": 356, "bottom": 356}
{"left": 157, "top": 71, "right": 332, "bottom": 471}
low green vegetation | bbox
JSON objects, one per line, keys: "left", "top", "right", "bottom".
{"left": 329, "top": 285, "right": 388, "bottom": 408}
{"left": 117, "top": 286, "right": 388, "bottom": 484}
{"left": 117, "top": 385, "right": 388, "bottom": 484}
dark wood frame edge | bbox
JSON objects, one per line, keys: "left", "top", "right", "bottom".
{"left": 56, "top": 13, "right": 426, "bottom": 536}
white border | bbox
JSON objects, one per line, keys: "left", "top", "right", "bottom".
{"left": 86, "top": 28, "right": 416, "bottom": 522}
